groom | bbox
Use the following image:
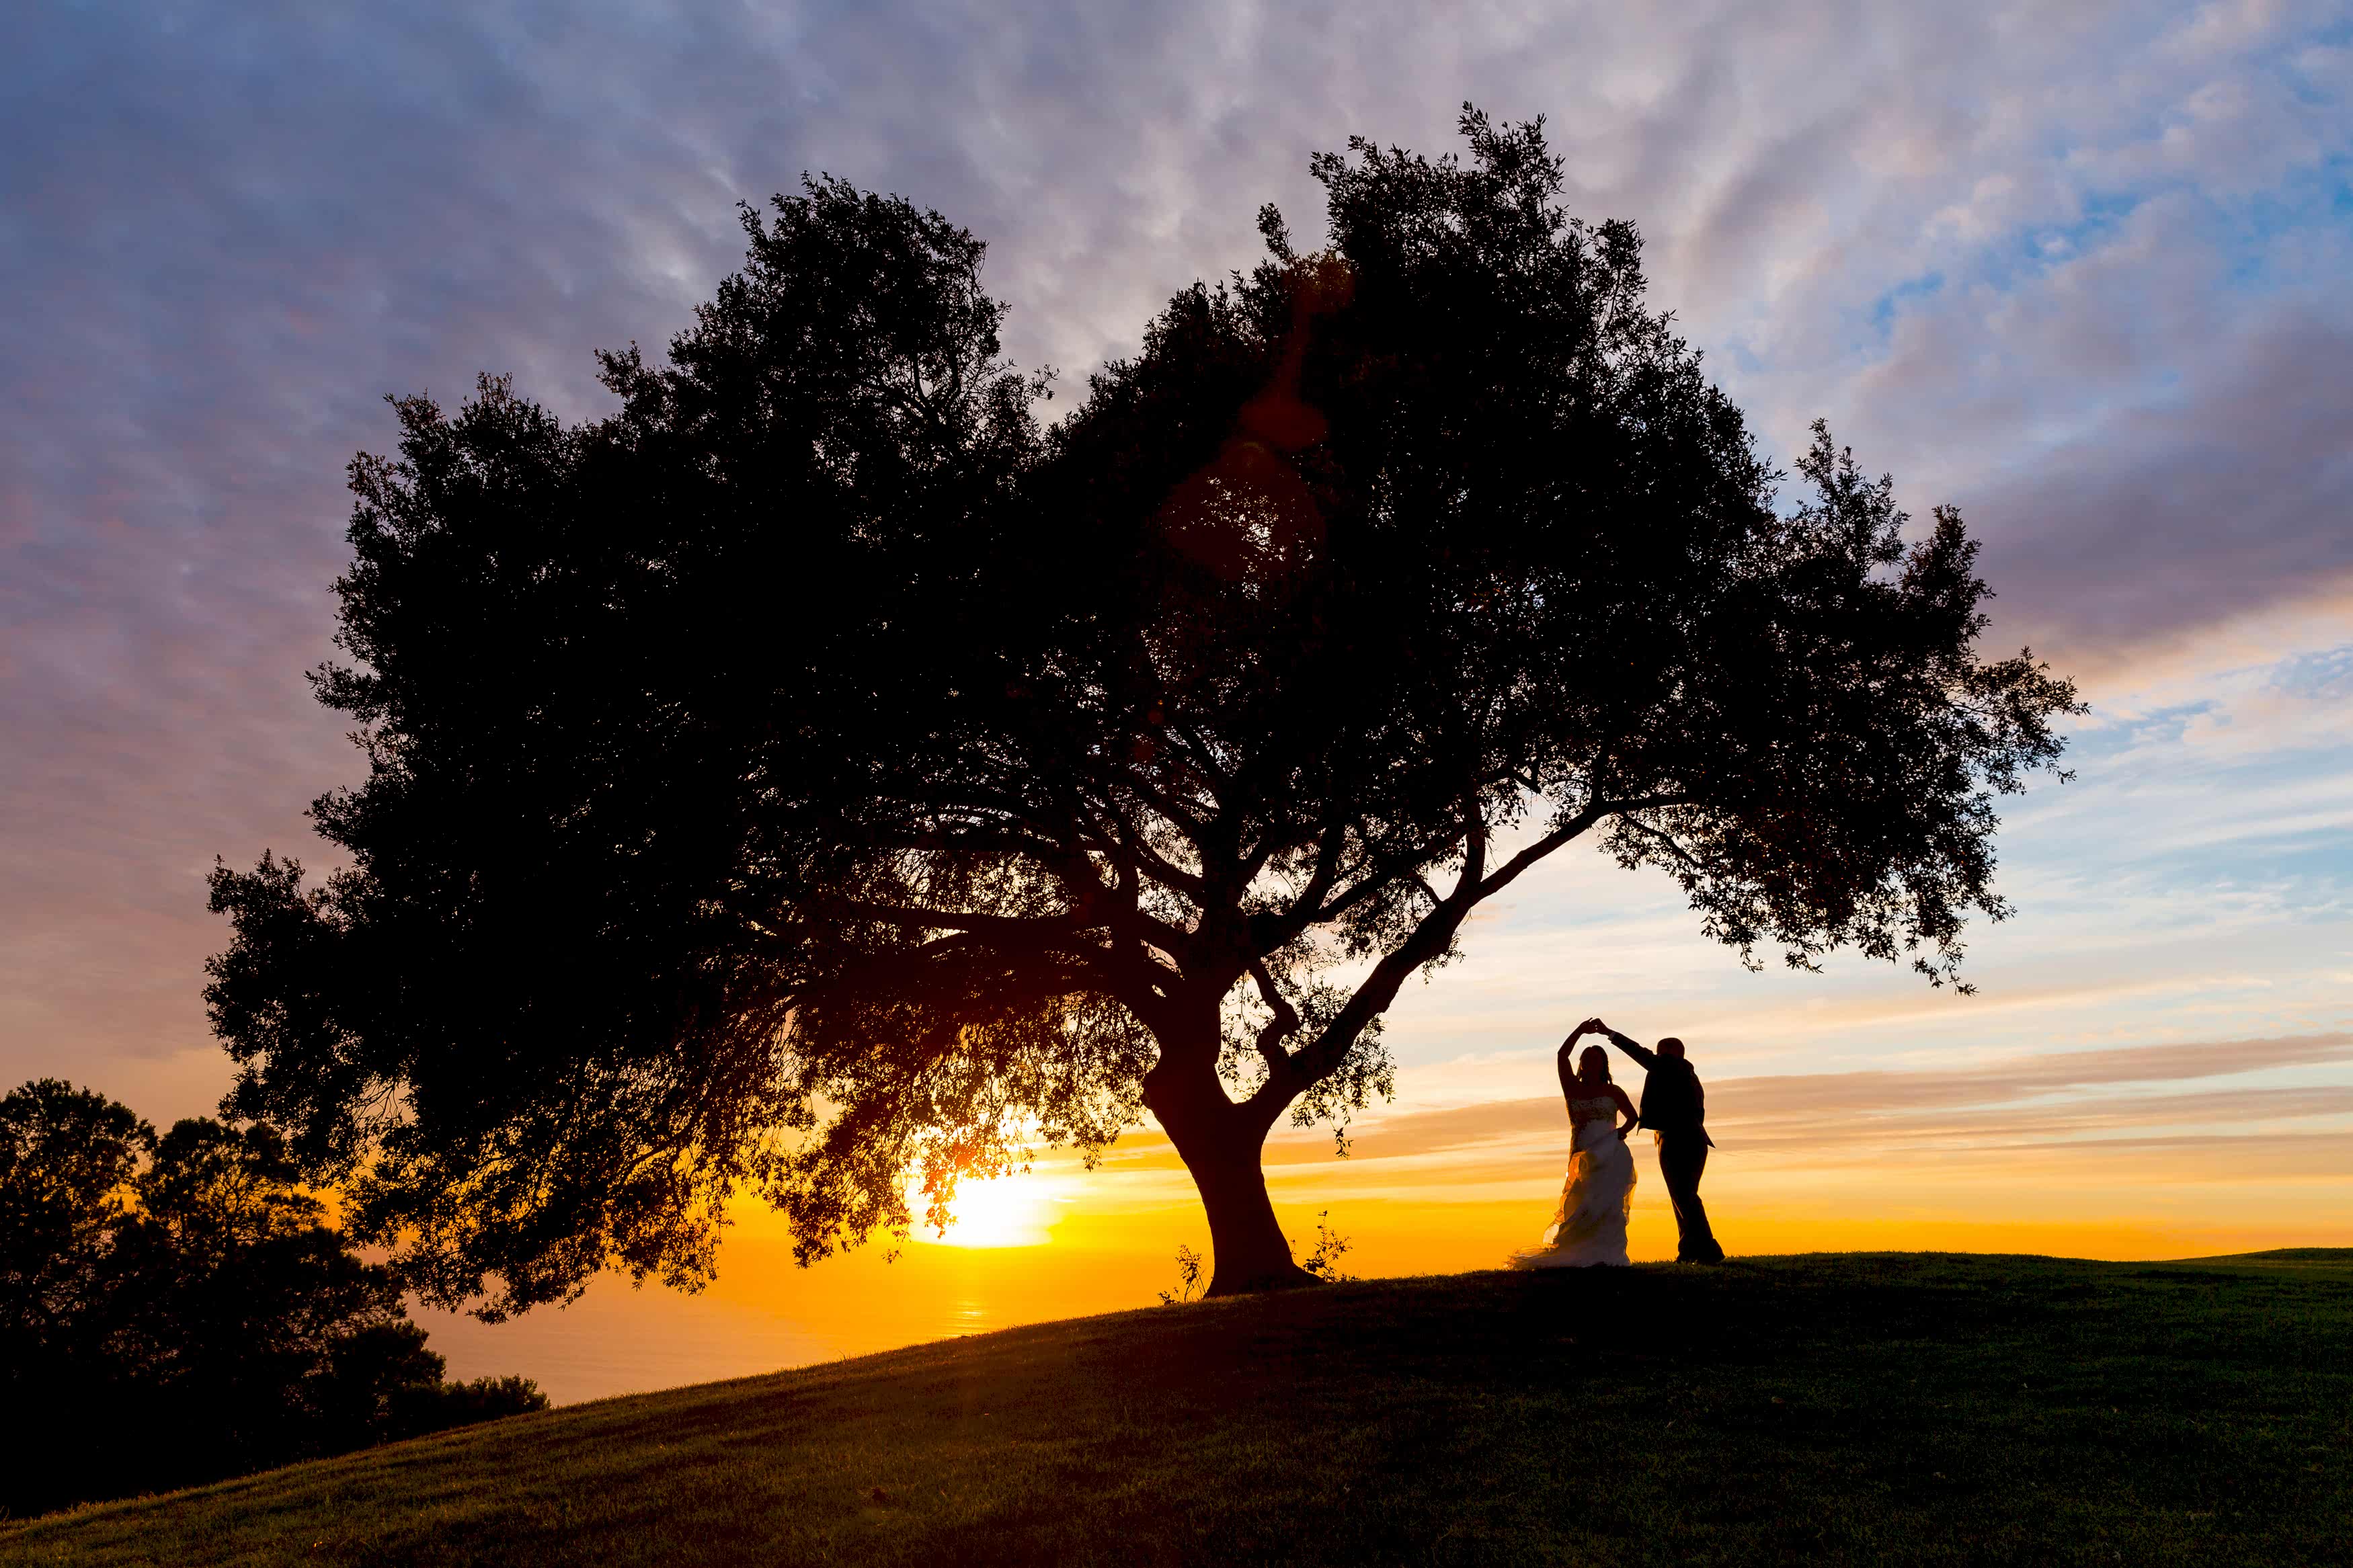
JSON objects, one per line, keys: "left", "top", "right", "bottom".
{"left": 1570, "top": 1018, "right": 1726, "bottom": 1264}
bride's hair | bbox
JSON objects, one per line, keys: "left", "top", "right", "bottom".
{"left": 1577, "top": 1045, "right": 1611, "bottom": 1083}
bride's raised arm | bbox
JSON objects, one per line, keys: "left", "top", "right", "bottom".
{"left": 1555, "top": 1018, "right": 1601, "bottom": 1106}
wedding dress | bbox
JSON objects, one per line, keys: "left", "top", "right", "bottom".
{"left": 1509, "top": 1094, "right": 1636, "bottom": 1268}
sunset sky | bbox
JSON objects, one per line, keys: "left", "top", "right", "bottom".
{"left": 6, "top": 1, "right": 2350, "bottom": 1402}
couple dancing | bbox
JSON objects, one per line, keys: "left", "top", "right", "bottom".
{"left": 1510, "top": 1018, "right": 1725, "bottom": 1268}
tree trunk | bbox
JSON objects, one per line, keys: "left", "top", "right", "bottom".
{"left": 1144, "top": 1048, "right": 1317, "bottom": 1297}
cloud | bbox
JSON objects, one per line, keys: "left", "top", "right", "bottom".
{"left": 1955, "top": 311, "right": 2353, "bottom": 662}
{"left": 3, "top": 0, "right": 2350, "bottom": 1126}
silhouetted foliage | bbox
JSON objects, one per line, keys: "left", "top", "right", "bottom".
{"left": 1298, "top": 1212, "right": 1355, "bottom": 1283}
{"left": 0, "top": 1079, "right": 151, "bottom": 1360}
{"left": 1159, "top": 1244, "right": 1207, "bottom": 1307}
{"left": 0, "top": 1081, "right": 545, "bottom": 1519}
{"left": 208, "top": 108, "right": 2078, "bottom": 1306}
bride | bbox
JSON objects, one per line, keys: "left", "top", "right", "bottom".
{"left": 1509, "top": 1034, "right": 1639, "bottom": 1268}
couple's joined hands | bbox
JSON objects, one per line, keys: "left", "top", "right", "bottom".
{"left": 1563, "top": 1016, "right": 1612, "bottom": 1046}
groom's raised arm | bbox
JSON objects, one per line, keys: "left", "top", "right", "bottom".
{"left": 1599, "top": 1026, "right": 1659, "bottom": 1069}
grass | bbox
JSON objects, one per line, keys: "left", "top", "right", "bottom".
{"left": 3, "top": 1250, "right": 2349, "bottom": 1565}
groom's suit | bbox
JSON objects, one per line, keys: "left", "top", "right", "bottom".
{"left": 1604, "top": 1031, "right": 1725, "bottom": 1263}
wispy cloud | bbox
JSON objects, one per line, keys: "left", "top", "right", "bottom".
{"left": 1274, "top": 1032, "right": 2353, "bottom": 1166}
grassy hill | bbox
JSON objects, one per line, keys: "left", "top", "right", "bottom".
{"left": 4, "top": 1251, "right": 2348, "bottom": 1566}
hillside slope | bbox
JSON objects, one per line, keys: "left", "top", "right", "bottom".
{"left": 4, "top": 1251, "right": 2348, "bottom": 1566}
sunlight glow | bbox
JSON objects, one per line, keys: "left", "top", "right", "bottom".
{"left": 922, "top": 1171, "right": 1058, "bottom": 1249}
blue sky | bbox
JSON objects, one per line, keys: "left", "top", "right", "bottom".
{"left": 3, "top": 0, "right": 2349, "bottom": 1391}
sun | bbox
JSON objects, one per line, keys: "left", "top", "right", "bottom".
{"left": 924, "top": 1171, "right": 1057, "bottom": 1248}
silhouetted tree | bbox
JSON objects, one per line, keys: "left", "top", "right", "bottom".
{"left": 0, "top": 1079, "right": 151, "bottom": 1361}
{"left": 207, "top": 108, "right": 2078, "bottom": 1304}
{"left": 0, "top": 1081, "right": 545, "bottom": 1517}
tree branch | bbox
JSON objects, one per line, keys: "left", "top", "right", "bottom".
{"left": 1472, "top": 803, "right": 1603, "bottom": 901}
{"left": 1468, "top": 793, "right": 1694, "bottom": 902}
{"left": 1301, "top": 820, "right": 1466, "bottom": 929}
{"left": 1246, "top": 958, "right": 1302, "bottom": 1079}
{"left": 1273, "top": 792, "right": 1488, "bottom": 1102}
{"left": 1613, "top": 813, "right": 1707, "bottom": 874}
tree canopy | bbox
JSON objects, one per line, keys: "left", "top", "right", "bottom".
{"left": 207, "top": 108, "right": 2078, "bottom": 1305}
{"left": 0, "top": 1080, "right": 544, "bottom": 1517}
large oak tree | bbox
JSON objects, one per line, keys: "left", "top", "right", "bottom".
{"left": 208, "top": 110, "right": 2077, "bottom": 1306}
